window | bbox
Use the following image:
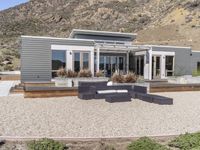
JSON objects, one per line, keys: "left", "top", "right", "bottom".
{"left": 197, "top": 62, "right": 200, "bottom": 70}
{"left": 83, "top": 53, "right": 89, "bottom": 69}
{"left": 165, "top": 56, "right": 174, "bottom": 76}
{"left": 74, "top": 52, "right": 80, "bottom": 72}
{"left": 73, "top": 52, "right": 90, "bottom": 72}
{"left": 52, "top": 50, "right": 66, "bottom": 78}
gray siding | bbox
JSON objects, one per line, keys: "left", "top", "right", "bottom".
{"left": 21, "top": 36, "right": 94, "bottom": 82}
{"left": 152, "top": 46, "right": 192, "bottom": 76}
{"left": 191, "top": 52, "right": 200, "bottom": 72}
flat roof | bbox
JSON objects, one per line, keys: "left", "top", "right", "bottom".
{"left": 69, "top": 29, "right": 137, "bottom": 40}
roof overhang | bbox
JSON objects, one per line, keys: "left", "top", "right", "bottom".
{"left": 95, "top": 43, "right": 150, "bottom": 52}
{"left": 69, "top": 29, "right": 137, "bottom": 41}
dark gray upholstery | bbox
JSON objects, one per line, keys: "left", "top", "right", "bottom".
{"left": 78, "top": 81, "right": 133, "bottom": 102}
{"left": 133, "top": 85, "right": 147, "bottom": 94}
{"left": 78, "top": 82, "right": 173, "bottom": 105}
{"left": 151, "top": 95, "right": 173, "bottom": 105}
{"left": 130, "top": 86, "right": 173, "bottom": 105}
{"left": 78, "top": 93, "right": 94, "bottom": 100}
{"left": 105, "top": 94, "right": 131, "bottom": 103}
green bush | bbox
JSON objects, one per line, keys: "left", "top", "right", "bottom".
{"left": 127, "top": 137, "right": 169, "bottom": 150}
{"left": 28, "top": 138, "right": 66, "bottom": 150}
{"left": 169, "top": 132, "right": 200, "bottom": 150}
{"left": 192, "top": 70, "right": 200, "bottom": 77}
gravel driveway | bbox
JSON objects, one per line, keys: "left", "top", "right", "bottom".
{"left": 0, "top": 92, "right": 200, "bottom": 138}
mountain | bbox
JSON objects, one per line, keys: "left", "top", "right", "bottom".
{"left": 0, "top": 0, "right": 200, "bottom": 71}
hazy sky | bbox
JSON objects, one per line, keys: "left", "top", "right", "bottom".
{"left": 0, "top": 0, "right": 29, "bottom": 11}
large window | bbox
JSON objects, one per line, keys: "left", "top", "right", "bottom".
{"left": 73, "top": 52, "right": 90, "bottom": 72}
{"left": 52, "top": 50, "right": 66, "bottom": 78}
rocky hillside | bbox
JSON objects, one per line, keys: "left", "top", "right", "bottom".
{"left": 0, "top": 0, "right": 199, "bottom": 71}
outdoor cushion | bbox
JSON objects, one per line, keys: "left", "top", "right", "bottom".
{"left": 133, "top": 85, "right": 147, "bottom": 94}
{"left": 97, "top": 90, "right": 117, "bottom": 94}
{"left": 105, "top": 94, "right": 132, "bottom": 103}
{"left": 116, "top": 90, "right": 128, "bottom": 93}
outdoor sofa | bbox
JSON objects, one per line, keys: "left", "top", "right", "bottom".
{"left": 78, "top": 81, "right": 173, "bottom": 104}
{"left": 78, "top": 81, "right": 132, "bottom": 102}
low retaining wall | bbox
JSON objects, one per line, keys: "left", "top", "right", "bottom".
{"left": 0, "top": 75, "right": 20, "bottom": 81}
{"left": 150, "top": 83, "right": 200, "bottom": 93}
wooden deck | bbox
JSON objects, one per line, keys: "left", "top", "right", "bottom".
{"left": 24, "top": 89, "right": 78, "bottom": 98}
{"left": 23, "top": 82, "right": 78, "bottom": 98}
{"left": 150, "top": 83, "right": 200, "bottom": 93}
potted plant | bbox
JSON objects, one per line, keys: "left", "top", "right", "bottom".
{"left": 124, "top": 72, "right": 137, "bottom": 83}
{"left": 96, "top": 70, "right": 104, "bottom": 78}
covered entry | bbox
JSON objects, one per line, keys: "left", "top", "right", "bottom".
{"left": 134, "top": 50, "right": 175, "bottom": 80}
{"left": 94, "top": 43, "right": 149, "bottom": 77}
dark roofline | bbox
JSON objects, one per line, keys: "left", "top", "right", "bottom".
{"left": 69, "top": 29, "right": 137, "bottom": 41}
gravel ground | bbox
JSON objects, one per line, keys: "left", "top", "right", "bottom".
{"left": 0, "top": 92, "right": 200, "bottom": 138}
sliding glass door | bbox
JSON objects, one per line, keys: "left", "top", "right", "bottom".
{"left": 98, "top": 55, "right": 125, "bottom": 77}
{"left": 135, "top": 55, "right": 144, "bottom": 76}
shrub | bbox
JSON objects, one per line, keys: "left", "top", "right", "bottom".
{"left": 124, "top": 72, "right": 137, "bottom": 83}
{"left": 192, "top": 69, "right": 200, "bottom": 77}
{"left": 169, "top": 132, "right": 200, "bottom": 150}
{"left": 27, "top": 138, "right": 65, "bottom": 150}
{"left": 78, "top": 69, "right": 92, "bottom": 77}
{"left": 56, "top": 68, "right": 67, "bottom": 78}
{"left": 96, "top": 70, "right": 104, "bottom": 77}
{"left": 111, "top": 73, "right": 125, "bottom": 83}
{"left": 66, "top": 70, "right": 78, "bottom": 78}
{"left": 127, "top": 137, "right": 169, "bottom": 150}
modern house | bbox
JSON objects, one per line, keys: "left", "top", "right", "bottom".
{"left": 20, "top": 29, "right": 200, "bottom": 82}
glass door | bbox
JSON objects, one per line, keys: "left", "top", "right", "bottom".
{"left": 152, "top": 56, "right": 161, "bottom": 79}
{"left": 135, "top": 55, "right": 144, "bottom": 76}
{"left": 165, "top": 56, "right": 174, "bottom": 76}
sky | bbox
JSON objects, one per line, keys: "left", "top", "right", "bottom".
{"left": 0, "top": 0, "right": 29, "bottom": 11}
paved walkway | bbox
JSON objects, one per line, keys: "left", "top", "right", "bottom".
{"left": 0, "top": 81, "right": 15, "bottom": 97}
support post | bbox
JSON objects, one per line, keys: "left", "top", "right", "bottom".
{"left": 149, "top": 48, "right": 153, "bottom": 80}
{"left": 126, "top": 51, "right": 129, "bottom": 74}
{"left": 96, "top": 47, "right": 100, "bottom": 73}
{"left": 90, "top": 50, "right": 94, "bottom": 77}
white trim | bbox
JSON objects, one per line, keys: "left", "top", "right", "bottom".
{"left": 51, "top": 45, "right": 94, "bottom": 51}
{"left": 149, "top": 48, "right": 153, "bottom": 80}
{"left": 145, "top": 45, "right": 191, "bottom": 49}
{"left": 152, "top": 51, "right": 175, "bottom": 56}
{"left": 135, "top": 51, "right": 146, "bottom": 56}
{"left": 96, "top": 47, "right": 100, "bottom": 72}
{"left": 98, "top": 50, "right": 128, "bottom": 54}
{"left": 192, "top": 50, "right": 200, "bottom": 53}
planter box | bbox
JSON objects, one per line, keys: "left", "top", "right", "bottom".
{"left": 73, "top": 77, "right": 109, "bottom": 87}
{"left": 55, "top": 78, "right": 72, "bottom": 87}
{"left": 55, "top": 77, "right": 109, "bottom": 87}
